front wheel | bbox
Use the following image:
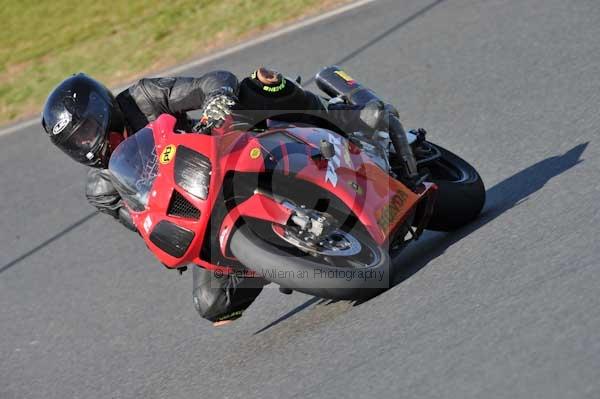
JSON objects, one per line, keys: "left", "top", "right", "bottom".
{"left": 420, "top": 142, "right": 485, "bottom": 231}
{"left": 229, "top": 223, "right": 392, "bottom": 300}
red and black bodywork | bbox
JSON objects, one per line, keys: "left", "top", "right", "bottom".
{"left": 108, "top": 114, "right": 437, "bottom": 275}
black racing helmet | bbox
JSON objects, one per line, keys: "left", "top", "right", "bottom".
{"left": 41, "top": 73, "right": 125, "bottom": 167}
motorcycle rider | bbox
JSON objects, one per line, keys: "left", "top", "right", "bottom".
{"left": 41, "top": 67, "right": 391, "bottom": 326}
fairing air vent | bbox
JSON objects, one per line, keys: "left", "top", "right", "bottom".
{"left": 167, "top": 190, "right": 201, "bottom": 220}
{"left": 174, "top": 146, "right": 211, "bottom": 200}
{"left": 149, "top": 220, "right": 195, "bottom": 258}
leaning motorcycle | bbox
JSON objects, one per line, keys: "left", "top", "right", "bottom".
{"left": 108, "top": 66, "right": 485, "bottom": 300}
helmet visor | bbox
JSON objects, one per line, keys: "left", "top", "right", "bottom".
{"left": 57, "top": 92, "right": 110, "bottom": 163}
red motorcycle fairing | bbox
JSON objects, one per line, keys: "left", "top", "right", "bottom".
{"left": 218, "top": 125, "right": 432, "bottom": 248}
{"left": 124, "top": 114, "right": 434, "bottom": 271}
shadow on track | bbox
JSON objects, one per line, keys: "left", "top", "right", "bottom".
{"left": 254, "top": 143, "right": 589, "bottom": 333}
{"left": 381, "top": 142, "right": 589, "bottom": 291}
{"left": 253, "top": 297, "right": 322, "bottom": 335}
{"left": 0, "top": 211, "right": 98, "bottom": 275}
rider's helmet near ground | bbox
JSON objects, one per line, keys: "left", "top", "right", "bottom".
{"left": 41, "top": 73, "right": 125, "bottom": 168}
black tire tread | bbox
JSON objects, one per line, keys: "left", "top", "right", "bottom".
{"left": 425, "top": 143, "right": 485, "bottom": 231}
{"left": 229, "top": 224, "right": 391, "bottom": 300}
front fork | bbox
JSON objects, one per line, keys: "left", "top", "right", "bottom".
{"left": 388, "top": 116, "right": 421, "bottom": 189}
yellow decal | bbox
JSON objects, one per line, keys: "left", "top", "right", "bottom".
{"left": 376, "top": 190, "right": 409, "bottom": 232}
{"left": 249, "top": 147, "right": 261, "bottom": 159}
{"left": 334, "top": 70, "right": 354, "bottom": 82}
{"left": 160, "top": 144, "right": 176, "bottom": 165}
{"left": 347, "top": 180, "right": 364, "bottom": 195}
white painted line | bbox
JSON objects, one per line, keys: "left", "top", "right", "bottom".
{"left": 0, "top": 118, "right": 39, "bottom": 137}
{"left": 0, "top": 0, "right": 376, "bottom": 137}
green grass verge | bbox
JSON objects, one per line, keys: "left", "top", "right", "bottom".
{"left": 0, "top": 0, "right": 348, "bottom": 125}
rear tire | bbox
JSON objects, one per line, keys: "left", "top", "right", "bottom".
{"left": 423, "top": 143, "right": 485, "bottom": 231}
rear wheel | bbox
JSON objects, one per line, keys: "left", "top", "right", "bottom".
{"left": 419, "top": 142, "right": 485, "bottom": 231}
{"left": 229, "top": 221, "right": 392, "bottom": 300}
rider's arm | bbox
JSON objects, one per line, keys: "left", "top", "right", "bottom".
{"left": 162, "top": 71, "right": 239, "bottom": 114}
{"left": 85, "top": 169, "right": 137, "bottom": 232}
{"left": 118, "top": 71, "right": 239, "bottom": 124}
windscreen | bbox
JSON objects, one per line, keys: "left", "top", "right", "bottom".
{"left": 108, "top": 128, "right": 158, "bottom": 211}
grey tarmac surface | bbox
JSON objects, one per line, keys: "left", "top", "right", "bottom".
{"left": 1, "top": 0, "right": 599, "bottom": 398}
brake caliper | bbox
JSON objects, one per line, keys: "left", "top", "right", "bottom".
{"left": 274, "top": 202, "right": 361, "bottom": 257}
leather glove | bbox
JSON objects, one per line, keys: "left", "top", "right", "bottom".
{"left": 195, "top": 87, "right": 238, "bottom": 131}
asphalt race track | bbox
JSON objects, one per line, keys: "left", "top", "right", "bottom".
{"left": 1, "top": 0, "right": 599, "bottom": 398}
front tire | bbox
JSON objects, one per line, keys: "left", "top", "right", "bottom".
{"left": 229, "top": 224, "right": 392, "bottom": 300}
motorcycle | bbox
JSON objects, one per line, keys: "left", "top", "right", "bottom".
{"left": 108, "top": 66, "right": 485, "bottom": 300}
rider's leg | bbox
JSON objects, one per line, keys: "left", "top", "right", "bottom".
{"left": 191, "top": 265, "right": 267, "bottom": 326}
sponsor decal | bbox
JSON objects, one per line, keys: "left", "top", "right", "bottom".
{"left": 249, "top": 147, "right": 261, "bottom": 159}
{"left": 376, "top": 190, "right": 409, "bottom": 231}
{"left": 52, "top": 111, "right": 72, "bottom": 135}
{"left": 159, "top": 144, "right": 176, "bottom": 165}
{"left": 342, "top": 141, "right": 353, "bottom": 167}
{"left": 215, "top": 309, "right": 243, "bottom": 321}
{"left": 334, "top": 70, "right": 356, "bottom": 85}
{"left": 325, "top": 133, "right": 342, "bottom": 187}
{"left": 143, "top": 215, "right": 153, "bottom": 234}
{"left": 262, "top": 79, "right": 286, "bottom": 93}
{"left": 347, "top": 180, "right": 364, "bottom": 195}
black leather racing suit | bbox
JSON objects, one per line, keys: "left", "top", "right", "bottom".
{"left": 86, "top": 71, "right": 366, "bottom": 324}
